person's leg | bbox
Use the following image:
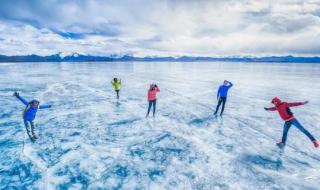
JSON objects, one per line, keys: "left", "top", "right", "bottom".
{"left": 146, "top": 101, "right": 152, "bottom": 117}
{"left": 220, "top": 97, "right": 227, "bottom": 115}
{"left": 30, "top": 121, "right": 37, "bottom": 139}
{"left": 214, "top": 98, "right": 223, "bottom": 115}
{"left": 292, "top": 119, "right": 316, "bottom": 141}
{"left": 23, "top": 119, "right": 30, "bottom": 134}
{"left": 153, "top": 100, "right": 157, "bottom": 117}
{"left": 116, "top": 90, "right": 119, "bottom": 99}
{"left": 281, "top": 121, "right": 292, "bottom": 144}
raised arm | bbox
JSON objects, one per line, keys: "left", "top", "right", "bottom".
{"left": 39, "top": 105, "right": 52, "bottom": 109}
{"left": 228, "top": 82, "right": 233, "bottom": 88}
{"left": 287, "top": 102, "right": 306, "bottom": 107}
{"left": 153, "top": 84, "right": 160, "bottom": 92}
{"left": 13, "top": 92, "right": 28, "bottom": 105}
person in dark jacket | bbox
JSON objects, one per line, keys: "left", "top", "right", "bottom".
{"left": 13, "top": 92, "right": 51, "bottom": 141}
{"left": 214, "top": 80, "right": 233, "bottom": 116}
{"left": 264, "top": 97, "right": 318, "bottom": 148}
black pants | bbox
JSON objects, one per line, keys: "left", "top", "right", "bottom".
{"left": 115, "top": 90, "right": 120, "bottom": 99}
{"left": 147, "top": 99, "right": 157, "bottom": 117}
{"left": 214, "top": 97, "right": 227, "bottom": 115}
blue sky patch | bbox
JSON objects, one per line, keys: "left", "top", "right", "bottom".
{"left": 57, "top": 32, "right": 85, "bottom": 39}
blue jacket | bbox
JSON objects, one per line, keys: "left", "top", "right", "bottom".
{"left": 16, "top": 96, "right": 51, "bottom": 121}
{"left": 217, "top": 82, "right": 233, "bottom": 98}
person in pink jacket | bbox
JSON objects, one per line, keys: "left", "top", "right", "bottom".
{"left": 146, "top": 84, "right": 160, "bottom": 117}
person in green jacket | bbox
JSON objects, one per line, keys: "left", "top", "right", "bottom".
{"left": 111, "top": 78, "right": 122, "bottom": 99}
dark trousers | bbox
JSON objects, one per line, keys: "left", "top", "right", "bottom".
{"left": 281, "top": 118, "right": 315, "bottom": 144}
{"left": 115, "top": 90, "right": 120, "bottom": 99}
{"left": 147, "top": 99, "right": 157, "bottom": 117}
{"left": 24, "top": 119, "right": 35, "bottom": 136}
{"left": 214, "top": 97, "right": 227, "bottom": 115}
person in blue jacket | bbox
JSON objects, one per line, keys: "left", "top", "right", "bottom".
{"left": 214, "top": 80, "right": 233, "bottom": 116}
{"left": 13, "top": 92, "right": 52, "bottom": 140}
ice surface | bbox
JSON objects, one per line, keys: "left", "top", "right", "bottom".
{"left": 0, "top": 62, "right": 320, "bottom": 190}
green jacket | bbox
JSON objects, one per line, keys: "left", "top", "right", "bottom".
{"left": 111, "top": 80, "right": 121, "bottom": 90}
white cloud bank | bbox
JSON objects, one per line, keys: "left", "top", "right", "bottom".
{"left": 0, "top": 0, "right": 320, "bottom": 56}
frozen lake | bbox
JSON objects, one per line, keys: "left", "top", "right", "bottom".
{"left": 1, "top": 61, "right": 320, "bottom": 189}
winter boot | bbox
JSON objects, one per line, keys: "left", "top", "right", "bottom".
{"left": 312, "top": 140, "right": 319, "bottom": 148}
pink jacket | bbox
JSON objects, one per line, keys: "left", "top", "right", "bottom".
{"left": 148, "top": 87, "right": 160, "bottom": 101}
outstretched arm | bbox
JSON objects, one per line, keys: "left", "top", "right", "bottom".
{"left": 13, "top": 92, "right": 28, "bottom": 105}
{"left": 287, "top": 101, "right": 306, "bottom": 107}
{"left": 264, "top": 107, "right": 277, "bottom": 111}
{"left": 39, "top": 105, "right": 52, "bottom": 109}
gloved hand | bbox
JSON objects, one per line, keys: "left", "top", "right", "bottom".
{"left": 304, "top": 101, "right": 309, "bottom": 105}
{"left": 13, "top": 92, "right": 19, "bottom": 97}
{"left": 264, "top": 107, "right": 269, "bottom": 111}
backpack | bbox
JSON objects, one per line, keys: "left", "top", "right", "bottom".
{"left": 281, "top": 102, "right": 293, "bottom": 116}
{"left": 286, "top": 107, "right": 293, "bottom": 116}
{"left": 22, "top": 104, "right": 31, "bottom": 117}
{"left": 21, "top": 104, "right": 39, "bottom": 117}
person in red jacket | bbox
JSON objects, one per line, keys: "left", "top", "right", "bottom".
{"left": 264, "top": 97, "right": 319, "bottom": 148}
{"left": 146, "top": 84, "right": 160, "bottom": 118}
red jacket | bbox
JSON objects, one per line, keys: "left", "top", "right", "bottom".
{"left": 148, "top": 87, "right": 160, "bottom": 101}
{"left": 267, "top": 97, "right": 304, "bottom": 121}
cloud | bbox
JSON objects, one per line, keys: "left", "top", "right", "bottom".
{"left": 0, "top": 0, "right": 320, "bottom": 56}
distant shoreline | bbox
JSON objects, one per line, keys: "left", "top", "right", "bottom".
{"left": 1, "top": 54, "right": 320, "bottom": 63}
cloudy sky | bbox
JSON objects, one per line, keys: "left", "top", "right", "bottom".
{"left": 0, "top": 0, "right": 320, "bottom": 57}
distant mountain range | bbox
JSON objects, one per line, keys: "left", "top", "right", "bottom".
{"left": 0, "top": 53, "right": 320, "bottom": 63}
